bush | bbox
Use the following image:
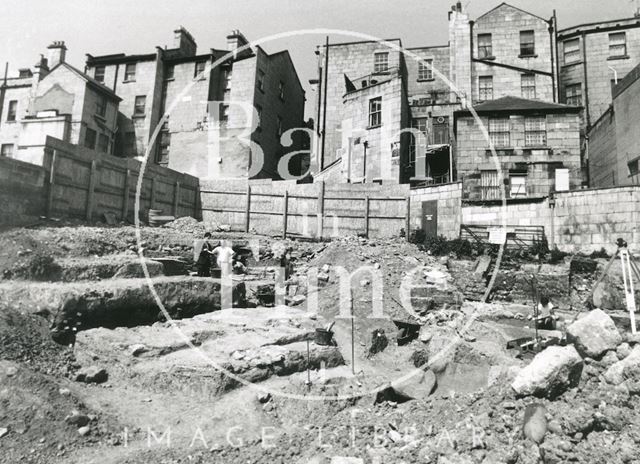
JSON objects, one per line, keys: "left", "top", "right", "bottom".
{"left": 26, "top": 253, "right": 61, "bottom": 281}
{"left": 590, "top": 247, "right": 610, "bottom": 259}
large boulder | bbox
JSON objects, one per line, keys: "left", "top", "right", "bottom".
{"left": 512, "top": 345, "right": 583, "bottom": 398}
{"left": 389, "top": 369, "right": 437, "bottom": 400}
{"left": 566, "top": 309, "right": 622, "bottom": 358}
{"left": 604, "top": 345, "right": 640, "bottom": 385}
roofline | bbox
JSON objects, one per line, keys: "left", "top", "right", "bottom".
{"left": 48, "top": 62, "right": 121, "bottom": 101}
{"left": 474, "top": 2, "right": 550, "bottom": 24}
{"left": 558, "top": 16, "right": 640, "bottom": 37}
{"left": 268, "top": 50, "right": 305, "bottom": 94}
{"left": 454, "top": 105, "right": 582, "bottom": 117}
{"left": 86, "top": 53, "right": 157, "bottom": 66}
{"left": 406, "top": 45, "right": 450, "bottom": 51}
{"left": 164, "top": 53, "right": 216, "bottom": 64}
{"left": 318, "top": 38, "right": 403, "bottom": 49}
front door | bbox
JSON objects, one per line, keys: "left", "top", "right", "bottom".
{"left": 421, "top": 200, "right": 438, "bottom": 239}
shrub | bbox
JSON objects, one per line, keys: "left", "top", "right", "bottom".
{"left": 26, "top": 253, "right": 61, "bottom": 281}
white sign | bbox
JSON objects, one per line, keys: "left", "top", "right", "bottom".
{"left": 488, "top": 228, "right": 507, "bottom": 244}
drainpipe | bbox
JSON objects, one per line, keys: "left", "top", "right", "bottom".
{"left": 363, "top": 140, "right": 368, "bottom": 181}
{"left": 554, "top": 10, "right": 560, "bottom": 102}
{"left": 0, "top": 62, "right": 8, "bottom": 124}
{"left": 548, "top": 14, "right": 556, "bottom": 102}
{"left": 581, "top": 31, "right": 591, "bottom": 129}
{"left": 608, "top": 66, "right": 618, "bottom": 84}
{"left": 321, "top": 36, "right": 329, "bottom": 170}
{"left": 549, "top": 193, "right": 556, "bottom": 249}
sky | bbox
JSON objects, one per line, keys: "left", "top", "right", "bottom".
{"left": 1, "top": 0, "right": 639, "bottom": 118}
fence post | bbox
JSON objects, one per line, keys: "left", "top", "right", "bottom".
{"left": 122, "top": 168, "right": 130, "bottom": 221}
{"left": 85, "top": 160, "right": 98, "bottom": 222}
{"left": 364, "top": 196, "right": 370, "bottom": 238}
{"left": 282, "top": 190, "right": 289, "bottom": 239}
{"left": 245, "top": 185, "right": 252, "bottom": 233}
{"left": 172, "top": 180, "right": 181, "bottom": 217}
{"left": 46, "top": 150, "right": 57, "bottom": 218}
{"left": 405, "top": 195, "right": 411, "bottom": 242}
{"left": 317, "top": 181, "right": 325, "bottom": 239}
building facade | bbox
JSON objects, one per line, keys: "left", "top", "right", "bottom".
{"left": 0, "top": 41, "right": 120, "bottom": 165}
{"left": 85, "top": 28, "right": 306, "bottom": 180}
{"left": 454, "top": 97, "right": 582, "bottom": 201}
{"left": 588, "top": 62, "right": 640, "bottom": 188}
{"left": 558, "top": 16, "right": 640, "bottom": 131}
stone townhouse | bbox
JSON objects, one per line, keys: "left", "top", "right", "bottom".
{"left": 311, "top": 2, "right": 568, "bottom": 188}
{"left": 588, "top": 61, "right": 640, "bottom": 188}
{"left": 0, "top": 41, "right": 120, "bottom": 165}
{"left": 558, "top": 15, "right": 640, "bottom": 131}
{"left": 85, "top": 27, "right": 306, "bottom": 180}
{"left": 454, "top": 96, "right": 582, "bottom": 201}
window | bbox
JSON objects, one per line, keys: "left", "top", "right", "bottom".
{"left": 368, "top": 97, "right": 382, "bottom": 127}
{"left": 7, "top": 100, "right": 17, "bottom": 121}
{"left": 609, "top": 32, "right": 627, "bottom": 58}
{"left": 478, "top": 76, "right": 493, "bottom": 101}
{"left": 124, "top": 63, "right": 136, "bottom": 81}
{"left": 489, "top": 117, "right": 510, "bottom": 147}
{"left": 165, "top": 64, "right": 174, "bottom": 80}
{"left": 156, "top": 131, "right": 170, "bottom": 164}
{"left": 97, "top": 133, "right": 109, "bottom": 153}
{"left": 563, "top": 38, "right": 580, "bottom": 64}
{"left": 276, "top": 116, "right": 283, "bottom": 138}
{"left": 477, "top": 34, "right": 493, "bottom": 58}
{"left": 481, "top": 170, "right": 500, "bottom": 200}
{"left": 255, "top": 105, "right": 262, "bottom": 129}
{"left": 520, "top": 31, "right": 535, "bottom": 56}
{"left": 124, "top": 131, "right": 136, "bottom": 156}
{"left": 94, "top": 66, "right": 105, "bottom": 83}
{"left": 96, "top": 96, "right": 107, "bottom": 117}
{"left": 194, "top": 60, "right": 206, "bottom": 78}
{"left": 521, "top": 74, "right": 536, "bottom": 99}
{"left": 278, "top": 81, "right": 285, "bottom": 100}
{"left": 134, "top": 95, "right": 146, "bottom": 115}
{"left": 509, "top": 172, "right": 527, "bottom": 198}
{"left": 418, "top": 59, "right": 433, "bottom": 80}
{"left": 224, "top": 67, "right": 233, "bottom": 89}
{"left": 525, "top": 116, "right": 547, "bottom": 147}
{"left": 373, "top": 52, "right": 389, "bottom": 73}
{"left": 628, "top": 159, "right": 640, "bottom": 176}
{"left": 1, "top": 144, "right": 14, "bottom": 157}
{"left": 257, "top": 70, "right": 265, "bottom": 91}
{"left": 84, "top": 128, "right": 97, "bottom": 150}
{"left": 565, "top": 83, "right": 582, "bottom": 106}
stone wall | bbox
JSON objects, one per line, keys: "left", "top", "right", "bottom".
{"left": 472, "top": 4, "right": 555, "bottom": 104}
{"left": 456, "top": 111, "right": 582, "bottom": 200}
{"left": 410, "top": 182, "right": 462, "bottom": 239}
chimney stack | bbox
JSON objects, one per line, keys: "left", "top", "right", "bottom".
{"left": 226, "top": 30, "right": 250, "bottom": 59}
{"left": 47, "top": 41, "right": 66, "bottom": 68}
{"left": 173, "top": 27, "right": 197, "bottom": 57}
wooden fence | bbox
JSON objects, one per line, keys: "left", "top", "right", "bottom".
{"left": 200, "top": 179, "right": 411, "bottom": 239}
{"left": 4, "top": 136, "right": 200, "bottom": 225}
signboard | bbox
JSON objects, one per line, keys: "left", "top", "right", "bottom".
{"left": 488, "top": 227, "right": 507, "bottom": 245}
{"left": 555, "top": 168, "right": 569, "bottom": 192}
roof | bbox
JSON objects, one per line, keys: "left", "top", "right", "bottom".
{"left": 455, "top": 96, "right": 582, "bottom": 116}
{"left": 474, "top": 2, "right": 549, "bottom": 24}
{"left": 558, "top": 16, "right": 640, "bottom": 38}
{"left": 48, "top": 63, "right": 121, "bottom": 101}
{"left": 86, "top": 53, "right": 157, "bottom": 66}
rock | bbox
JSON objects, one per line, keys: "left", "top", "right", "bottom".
{"left": 65, "top": 413, "right": 90, "bottom": 427}
{"left": 321, "top": 264, "right": 331, "bottom": 273}
{"left": 0, "top": 428, "right": 8, "bottom": 438}
{"left": 58, "top": 388, "right": 71, "bottom": 396}
{"left": 129, "top": 344, "right": 147, "bottom": 357}
{"left": 600, "top": 350, "right": 619, "bottom": 367}
{"left": 547, "top": 420, "right": 563, "bottom": 435}
{"left": 5, "top": 366, "right": 17, "bottom": 377}
{"left": 626, "top": 332, "right": 640, "bottom": 345}
{"left": 257, "top": 391, "right": 271, "bottom": 404}
{"left": 523, "top": 403, "right": 547, "bottom": 444}
{"left": 604, "top": 345, "right": 640, "bottom": 385}
{"left": 419, "top": 327, "right": 432, "bottom": 343}
{"left": 75, "top": 366, "right": 108, "bottom": 384}
{"left": 317, "top": 272, "right": 330, "bottom": 283}
{"left": 566, "top": 309, "right": 622, "bottom": 359}
{"left": 387, "top": 429, "right": 403, "bottom": 443}
{"left": 511, "top": 345, "right": 583, "bottom": 398}
{"left": 216, "top": 224, "right": 231, "bottom": 232}
{"left": 286, "top": 295, "right": 306, "bottom": 306}
{"left": 617, "top": 342, "right": 632, "bottom": 359}
{"left": 77, "top": 426, "right": 90, "bottom": 436}
{"left": 389, "top": 369, "right": 437, "bottom": 400}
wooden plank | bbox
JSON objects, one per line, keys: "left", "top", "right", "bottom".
{"left": 172, "top": 181, "right": 180, "bottom": 217}
{"left": 364, "top": 196, "right": 370, "bottom": 238}
{"left": 122, "top": 169, "right": 130, "bottom": 221}
{"left": 317, "top": 181, "right": 325, "bottom": 240}
{"left": 405, "top": 196, "right": 411, "bottom": 242}
{"left": 85, "top": 160, "right": 98, "bottom": 222}
{"left": 150, "top": 177, "right": 157, "bottom": 211}
{"left": 282, "top": 190, "right": 289, "bottom": 239}
{"left": 46, "top": 150, "right": 57, "bottom": 218}
{"left": 245, "top": 185, "right": 251, "bottom": 233}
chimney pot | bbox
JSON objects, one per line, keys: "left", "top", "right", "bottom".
{"left": 47, "top": 40, "right": 67, "bottom": 68}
